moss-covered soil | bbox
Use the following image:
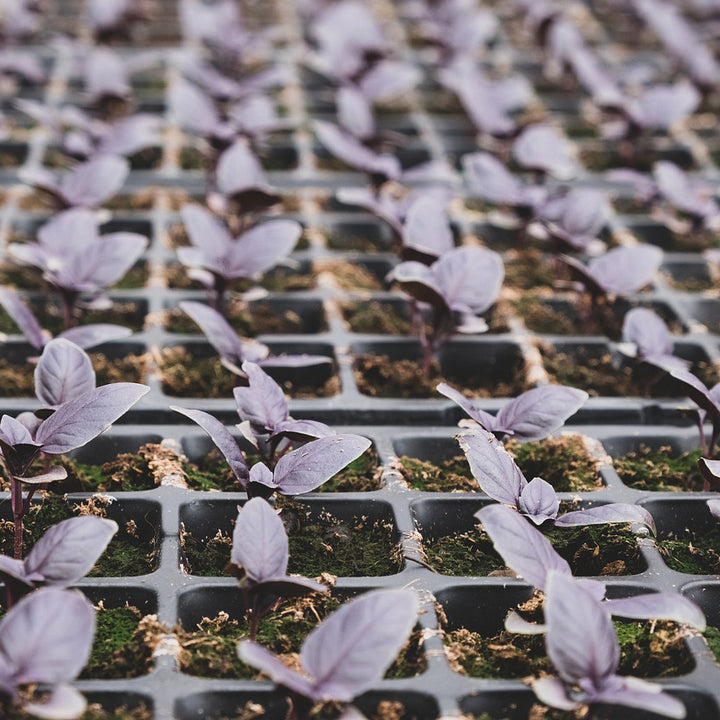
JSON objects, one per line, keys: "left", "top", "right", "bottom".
{"left": 179, "top": 593, "right": 425, "bottom": 680}
{"left": 224, "top": 699, "right": 425, "bottom": 720}
{"left": 0, "top": 494, "right": 159, "bottom": 576}
{"left": 166, "top": 265, "right": 316, "bottom": 292}
{"left": 424, "top": 523, "right": 643, "bottom": 576}
{"left": 397, "top": 436, "right": 600, "bottom": 493}
{"left": 183, "top": 448, "right": 380, "bottom": 492}
{"left": 354, "top": 353, "right": 529, "bottom": 399}
{"left": 160, "top": 347, "right": 340, "bottom": 399}
{"left": 613, "top": 446, "right": 705, "bottom": 491}
{"left": 5, "top": 702, "right": 153, "bottom": 720}
{"left": 445, "top": 618, "right": 692, "bottom": 678}
{"left": 182, "top": 501, "right": 401, "bottom": 577}
{"left": 658, "top": 525, "right": 720, "bottom": 574}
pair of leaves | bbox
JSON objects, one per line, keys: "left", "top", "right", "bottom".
{"left": 239, "top": 588, "right": 418, "bottom": 703}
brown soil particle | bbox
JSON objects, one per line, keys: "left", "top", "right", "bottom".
{"left": 354, "top": 353, "right": 528, "bottom": 398}
{"left": 613, "top": 446, "right": 705, "bottom": 491}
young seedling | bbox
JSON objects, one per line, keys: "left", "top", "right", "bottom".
{"left": 230, "top": 497, "right": 326, "bottom": 640}
{"left": 0, "top": 515, "right": 117, "bottom": 607}
{"left": 19, "top": 154, "right": 130, "bottom": 209}
{"left": 238, "top": 588, "right": 418, "bottom": 720}
{"left": 7, "top": 208, "right": 148, "bottom": 329}
{"left": 478, "top": 503, "right": 705, "bottom": 631}
{"left": 0, "top": 286, "right": 131, "bottom": 351}
{"left": 438, "top": 383, "right": 588, "bottom": 441}
{"left": 0, "top": 360, "right": 149, "bottom": 558}
{"left": 512, "top": 124, "right": 577, "bottom": 181}
{"left": 653, "top": 160, "right": 720, "bottom": 231}
{"left": 85, "top": 0, "right": 151, "bottom": 43}
{"left": 387, "top": 245, "right": 504, "bottom": 375}
{"left": 178, "top": 300, "right": 331, "bottom": 373}
{"left": 399, "top": 194, "right": 454, "bottom": 264}
{"left": 535, "top": 570, "right": 686, "bottom": 718}
{"left": 234, "top": 361, "right": 333, "bottom": 464}
{"left": 538, "top": 188, "right": 608, "bottom": 254}
{"left": 460, "top": 428, "right": 655, "bottom": 529}
{"left": 559, "top": 244, "right": 663, "bottom": 334}
{"left": 170, "top": 404, "right": 370, "bottom": 499}
{"left": 0, "top": 587, "right": 96, "bottom": 719}
{"left": 177, "top": 204, "right": 300, "bottom": 315}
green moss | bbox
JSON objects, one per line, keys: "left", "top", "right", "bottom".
{"left": 318, "top": 450, "right": 381, "bottom": 492}
{"left": 446, "top": 619, "right": 691, "bottom": 679}
{"left": 180, "top": 594, "right": 424, "bottom": 679}
{"left": 181, "top": 530, "right": 233, "bottom": 576}
{"left": 513, "top": 297, "right": 580, "bottom": 335}
{"left": 614, "top": 446, "right": 705, "bottom": 492}
{"left": 506, "top": 436, "right": 601, "bottom": 492}
{"left": 166, "top": 265, "right": 315, "bottom": 292}
{"left": 5, "top": 702, "right": 153, "bottom": 719}
{"left": 112, "top": 262, "right": 150, "bottom": 289}
{"left": 398, "top": 455, "right": 476, "bottom": 492}
{"left": 0, "top": 495, "right": 158, "bottom": 576}
{"left": 704, "top": 625, "right": 720, "bottom": 663}
{"left": 81, "top": 605, "right": 159, "bottom": 679}
{"left": 504, "top": 249, "right": 556, "bottom": 291}
{"left": 424, "top": 523, "right": 642, "bottom": 577}
{"left": 658, "top": 526, "right": 720, "bottom": 574}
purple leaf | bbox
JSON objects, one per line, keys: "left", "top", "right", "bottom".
{"left": 653, "top": 160, "right": 719, "bottom": 221}
{"left": 170, "top": 406, "right": 249, "bottom": 486}
{"left": 85, "top": 48, "right": 130, "bottom": 101}
{"left": 457, "top": 430, "right": 526, "bottom": 505}
{"left": 225, "top": 220, "right": 301, "bottom": 278}
{"left": 0, "top": 287, "right": 45, "bottom": 349}
{"left": 707, "top": 497, "right": 720, "bottom": 520}
{"left": 23, "top": 683, "right": 88, "bottom": 720}
{"left": 587, "top": 245, "right": 663, "bottom": 296}
{"left": 59, "top": 154, "right": 130, "bottom": 208}
{"left": 258, "top": 354, "right": 332, "bottom": 369}
{"left": 603, "top": 593, "right": 705, "bottom": 631}
{"left": 215, "top": 140, "right": 280, "bottom": 210}
{"left": 18, "top": 467, "right": 68, "bottom": 485}
{"left": 234, "top": 361, "right": 289, "bottom": 433}
{"left": 359, "top": 60, "right": 420, "bottom": 102}
{"left": 541, "top": 188, "right": 607, "bottom": 252}
{"left": 270, "top": 419, "right": 334, "bottom": 441}
{"left": 544, "top": 570, "right": 619, "bottom": 686}
{"left": 180, "top": 204, "right": 233, "bottom": 259}
{"left": 532, "top": 676, "right": 580, "bottom": 712}
{"left": 36, "top": 383, "right": 150, "bottom": 454}
{"left": 0, "top": 587, "right": 95, "bottom": 686}
{"left": 437, "top": 383, "right": 500, "bottom": 433}
{"left": 22, "top": 516, "right": 118, "bottom": 586}
{"left": 170, "top": 79, "right": 220, "bottom": 136}
{"left": 476, "top": 504, "right": 570, "bottom": 590}
{"left": 272, "top": 434, "right": 371, "bottom": 494}
{"left": 179, "top": 301, "right": 269, "bottom": 367}
{"left": 237, "top": 640, "right": 317, "bottom": 698}
{"left": 232, "top": 498, "right": 288, "bottom": 582}
{"left": 494, "top": 386, "right": 588, "bottom": 442}
{"left": 555, "top": 503, "right": 656, "bottom": 534}
{"left": 57, "top": 324, "right": 132, "bottom": 349}
{"left": 517, "top": 478, "right": 560, "bottom": 524}
{"left": 337, "top": 86, "right": 375, "bottom": 141}
{"left": 463, "top": 152, "right": 543, "bottom": 209}
{"left": 34, "top": 338, "right": 96, "bottom": 408}
{"left": 401, "top": 195, "right": 454, "bottom": 263}
{"left": 622, "top": 307, "right": 674, "bottom": 360}
{"left": 591, "top": 678, "right": 686, "bottom": 719}
{"left": 512, "top": 124, "right": 576, "bottom": 179}
{"left": 97, "top": 114, "right": 161, "bottom": 157}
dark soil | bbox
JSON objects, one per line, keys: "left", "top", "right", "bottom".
{"left": 182, "top": 500, "right": 401, "bottom": 577}
{"left": 354, "top": 353, "right": 529, "bottom": 399}
{"left": 160, "top": 347, "right": 340, "bottom": 399}
{"left": 0, "top": 494, "right": 159, "bottom": 576}
{"left": 424, "top": 523, "right": 643, "bottom": 577}
{"left": 397, "top": 437, "right": 600, "bottom": 493}
{"left": 183, "top": 447, "right": 381, "bottom": 492}
{"left": 503, "top": 249, "right": 556, "bottom": 291}
{"left": 5, "top": 702, "right": 153, "bottom": 720}
{"left": 165, "top": 301, "right": 314, "bottom": 335}
{"left": 658, "top": 525, "right": 720, "bottom": 574}
{"left": 178, "top": 593, "right": 425, "bottom": 679}
{"left": 165, "top": 265, "right": 316, "bottom": 292}
{"left": 613, "top": 446, "right": 705, "bottom": 491}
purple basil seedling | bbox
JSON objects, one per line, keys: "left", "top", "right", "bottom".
{"left": 512, "top": 124, "right": 577, "bottom": 181}
{"left": 0, "top": 586, "right": 96, "bottom": 719}
{"left": 170, "top": 404, "right": 370, "bottom": 499}
{"left": 177, "top": 204, "right": 300, "bottom": 315}
{"left": 178, "top": 300, "right": 331, "bottom": 373}
{"left": 438, "top": 383, "right": 588, "bottom": 441}
{"left": 7, "top": 208, "right": 147, "bottom": 329}
{"left": 230, "top": 497, "right": 326, "bottom": 639}
{"left": 0, "top": 286, "right": 131, "bottom": 352}
{"left": 85, "top": 0, "right": 151, "bottom": 43}
{"left": 0, "top": 515, "right": 117, "bottom": 607}
{"left": 238, "top": 588, "right": 418, "bottom": 720}
{"left": 0, "top": 362, "right": 149, "bottom": 558}
{"left": 461, "top": 428, "right": 655, "bottom": 529}
{"left": 19, "top": 154, "right": 130, "bottom": 210}
{"left": 478, "top": 503, "right": 705, "bottom": 631}
{"left": 535, "top": 570, "right": 686, "bottom": 718}
{"left": 538, "top": 188, "right": 608, "bottom": 254}
{"left": 653, "top": 160, "right": 720, "bottom": 231}
{"left": 387, "top": 245, "right": 504, "bottom": 375}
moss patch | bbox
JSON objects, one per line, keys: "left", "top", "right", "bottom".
{"left": 614, "top": 446, "right": 705, "bottom": 491}
{"left": 504, "top": 249, "right": 556, "bottom": 291}
{"left": 424, "top": 523, "right": 642, "bottom": 577}
{"left": 354, "top": 353, "right": 528, "bottom": 399}
{"left": 160, "top": 347, "right": 340, "bottom": 399}
{"left": 5, "top": 702, "right": 153, "bottom": 720}
{"left": 398, "top": 454, "right": 476, "bottom": 492}
{"left": 704, "top": 625, "right": 720, "bottom": 663}
{"left": 81, "top": 604, "right": 163, "bottom": 679}
{"left": 321, "top": 261, "right": 384, "bottom": 291}
{"left": 182, "top": 503, "right": 401, "bottom": 577}
{"left": 445, "top": 620, "right": 691, "bottom": 678}
{"left": 166, "top": 265, "right": 316, "bottom": 292}
{"left": 0, "top": 494, "right": 159, "bottom": 576}
{"left": 658, "top": 525, "right": 720, "bottom": 574}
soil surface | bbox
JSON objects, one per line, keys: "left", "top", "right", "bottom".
{"left": 658, "top": 525, "right": 720, "bottom": 574}
{"left": 613, "top": 446, "right": 705, "bottom": 491}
